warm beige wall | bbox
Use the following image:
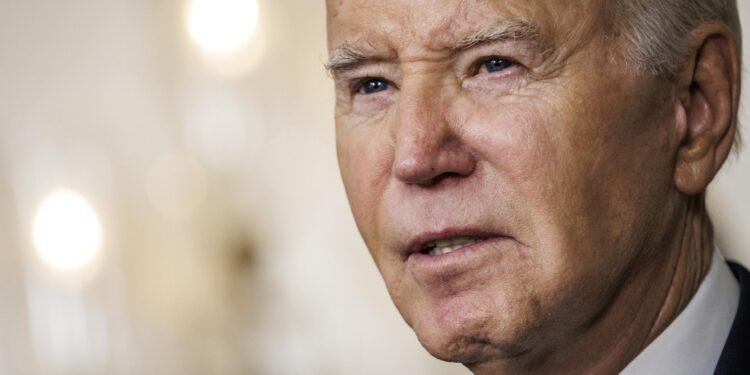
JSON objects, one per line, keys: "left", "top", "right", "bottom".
{"left": 0, "top": 0, "right": 465, "bottom": 373}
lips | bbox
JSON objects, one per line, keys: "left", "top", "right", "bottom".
{"left": 405, "top": 229, "right": 507, "bottom": 259}
{"left": 421, "top": 237, "right": 486, "bottom": 256}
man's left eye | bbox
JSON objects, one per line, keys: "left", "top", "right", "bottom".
{"left": 359, "top": 79, "right": 391, "bottom": 95}
{"left": 480, "top": 58, "right": 516, "bottom": 74}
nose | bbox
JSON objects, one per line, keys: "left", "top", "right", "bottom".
{"left": 392, "top": 82, "right": 476, "bottom": 186}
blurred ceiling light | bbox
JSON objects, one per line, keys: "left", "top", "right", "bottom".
{"left": 33, "top": 190, "right": 103, "bottom": 271}
{"left": 187, "top": 0, "right": 259, "bottom": 54}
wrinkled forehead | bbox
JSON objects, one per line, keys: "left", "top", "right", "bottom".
{"left": 326, "top": 0, "right": 606, "bottom": 53}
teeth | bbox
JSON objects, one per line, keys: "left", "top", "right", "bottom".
{"left": 435, "top": 238, "right": 453, "bottom": 247}
{"left": 424, "top": 237, "right": 482, "bottom": 256}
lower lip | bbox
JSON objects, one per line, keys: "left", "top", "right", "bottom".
{"left": 407, "top": 237, "right": 511, "bottom": 272}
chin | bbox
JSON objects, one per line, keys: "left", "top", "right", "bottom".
{"left": 407, "top": 291, "right": 541, "bottom": 364}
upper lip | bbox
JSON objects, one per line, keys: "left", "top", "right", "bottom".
{"left": 404, "top": 228, "right": 508, "bottom": 258}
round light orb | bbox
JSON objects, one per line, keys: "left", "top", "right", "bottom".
{"left": 33, "top": 190, "right": 102, "bottom": 271}
{"left": 187, "top": 0, "right": 259, "bottom": 54}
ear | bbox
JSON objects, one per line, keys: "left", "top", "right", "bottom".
{"left": 673, "top": 23, "right": 741, "bottom": 196}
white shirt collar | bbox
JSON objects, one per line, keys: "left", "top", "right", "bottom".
{"left": 620, "top": 250, "right": 741, "bottom": 375}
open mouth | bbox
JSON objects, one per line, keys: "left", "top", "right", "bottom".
{"left": 420, "top": 236, "right": 486, "bottom": 256}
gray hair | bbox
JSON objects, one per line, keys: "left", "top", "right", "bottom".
{"left": 611, "top": 0, "right": 742, "bottom": 75}
{"left": 611, "top": 0, "right": 743, "bottom": 151}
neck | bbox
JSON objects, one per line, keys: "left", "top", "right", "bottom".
{"left": 470, "top": 196, "right": 715, "bottom": 375}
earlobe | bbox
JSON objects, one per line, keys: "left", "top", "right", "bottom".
{"left": 673, "top": 25, "right": 740, "bottom": 195}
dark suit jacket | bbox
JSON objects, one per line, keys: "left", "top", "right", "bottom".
{"left": 714, "top": 262, "right": 750, "bottom": 375}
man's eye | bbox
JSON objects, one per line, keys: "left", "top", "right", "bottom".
{"left": 480, "top": 58, "right": 515, "bottom": 74}
{"left": 359, "top": 79, "right": 390, "bottom": 95}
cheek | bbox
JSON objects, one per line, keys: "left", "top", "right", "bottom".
{"left": 485, "top": 80, "right": 671, "bottom": 252}
{"left": 336, "top": 123, "right": 394, "bottom": 253}
{"left": 460, "top": 94, "right": 567, "bottom": 205}
{"left": 457, "top": 89, "right": 653, "bottom": 275}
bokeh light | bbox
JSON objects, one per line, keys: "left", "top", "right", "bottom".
{"left": 187, "top": 0, "right": 259, "bottom": 54}
{"left": 32, "top": 190, "right": 103, "bottom": 271}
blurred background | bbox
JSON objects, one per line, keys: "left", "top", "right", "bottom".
{"left": 0, "top": 1, "right": 748, "bottom": 374}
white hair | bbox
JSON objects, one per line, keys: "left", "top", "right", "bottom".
{"left": 611, "top": 0, "right": 741, "bottom": 75}
{"left": 611, "top": 0, "right": 743, "bottom": 150}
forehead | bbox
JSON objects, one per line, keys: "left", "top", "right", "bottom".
{"left": 326, "top": 0, "right": 605, "bottom": 51}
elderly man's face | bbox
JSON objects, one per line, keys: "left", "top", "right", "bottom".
{"left": 329, "top": 0, "right": 680, "bottom": 364}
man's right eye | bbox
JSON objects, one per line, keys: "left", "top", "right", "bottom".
{"left": 358, "top": 78, "right": 390, "bottom": 95}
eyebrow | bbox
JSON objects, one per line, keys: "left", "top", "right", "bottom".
{"left": 325, "top": 19, "right": 546, "bottom": 78}
{"left": 325, "top": 42, "right": 383, "bottom": 78}
{"left": 453, "top": 19, "right": 544, "bottom": 52}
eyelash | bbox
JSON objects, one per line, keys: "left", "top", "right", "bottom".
{"left": 350, "top": 56, "right": 520, "bottom": 96}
